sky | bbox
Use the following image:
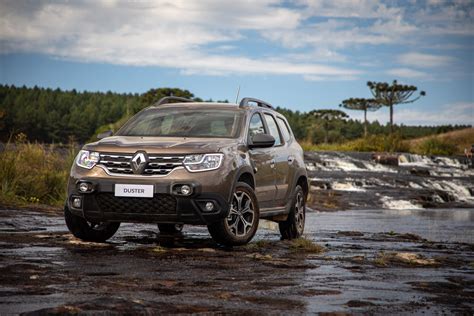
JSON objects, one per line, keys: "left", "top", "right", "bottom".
{"left": 0, "top": 0, "right": 473, "bottom": 126}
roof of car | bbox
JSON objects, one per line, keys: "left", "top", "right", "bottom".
{"left": 150, "top": 102, "right": 279, "bottom": 113}
{"left": 151, "top": 96, "right": 277, "bottom": 113}
{"left": 151, "top": 102, "right": 241, "bottom": 110}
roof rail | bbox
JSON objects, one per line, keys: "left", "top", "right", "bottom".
{"left": 155, "top": 96, "right": 193, "bottom": 106}
{"left": 239, "top": 97, "right": 273, "bottom": 109}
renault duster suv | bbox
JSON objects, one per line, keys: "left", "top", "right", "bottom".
{"left": 65, "top": 97, "right": 308, "bottom": 246}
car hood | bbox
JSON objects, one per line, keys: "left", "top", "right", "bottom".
{"left": 83, "top": 136, "right": 240, "bottom": 154}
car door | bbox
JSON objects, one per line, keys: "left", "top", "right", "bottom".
{"left": 247, "top": 112, "right": 277, "bottom": 208}
{"left": 276, "top": 116, "right": 297, "bottom": 203}
{"left": 263, "top": 113, "right": 290, "bottom": 205}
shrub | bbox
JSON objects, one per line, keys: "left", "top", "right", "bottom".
{"left": 0, "top": 141, "right": 76, "bottom": 206}
{"left": 416, "top": 137, "right": 457, "bottom": 156}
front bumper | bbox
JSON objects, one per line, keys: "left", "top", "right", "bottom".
{"left": 67, "top": 166, "right": 233, "bottom": 225}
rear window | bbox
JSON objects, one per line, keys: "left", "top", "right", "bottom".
{"left": 277, "top": 117, "right": 292, "bottom": 143}
{"left": 264, "top": 113, "right": 282, "bottom": 146}
{"left": 118, "top": 108, "right": 243, "bottom": 138}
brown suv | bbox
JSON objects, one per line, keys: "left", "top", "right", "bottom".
{"left": 65, "top": 97, "right": 308, "bottom": 246}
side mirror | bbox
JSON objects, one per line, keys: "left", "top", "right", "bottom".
{"left": 249, "top": 133, "right": 275, "bottom": 149}
{"left": 97, "top": 130, "right": 113, "bottom": 140}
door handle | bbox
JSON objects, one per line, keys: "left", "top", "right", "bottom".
{"left": 288, "top": 156, "right": 295, "bottom": 164}
{"left": 270, "top": 159, "right": 275, "bottom": 168}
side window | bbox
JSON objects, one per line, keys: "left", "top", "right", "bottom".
{"left": 264, "top": 113, "right": 282, "bottom": 146}
{"left": 248, "top": 113, "right": 266, "bottom": 138}
{"left": 277, "top": 117, "right": 291, "bottom": 143}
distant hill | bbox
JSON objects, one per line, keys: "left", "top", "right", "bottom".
{"left": 406, "top": 127, "right": 474, "bottom": 155}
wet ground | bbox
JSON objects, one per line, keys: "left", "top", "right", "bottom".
{"left": 1, "top": 207, "right": 473, "bottom": 315}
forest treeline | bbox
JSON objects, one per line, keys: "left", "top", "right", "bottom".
{"left": 0, "top": 84, "right": 470, "bottom": 144}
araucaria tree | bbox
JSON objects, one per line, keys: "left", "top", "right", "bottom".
{"left": 367, "top": 80, "right": 425, "bottom": 134}
{"left": 340, "top": 98, "right": 381, "bottom": 137}
{"left": 310, "top": 109, "right": 348, "bottom": 143}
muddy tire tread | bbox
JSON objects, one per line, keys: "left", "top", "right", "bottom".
{"left": 64, "top": 205, "right": 120, "bottom": 242}
{"left": 279, "top": 185, "right": 305, "bottom": 240}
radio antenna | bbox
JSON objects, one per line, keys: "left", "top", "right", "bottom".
{"left": 235, "top": 85, "right": 241, "bottom": 104}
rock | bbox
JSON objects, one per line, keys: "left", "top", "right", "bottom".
{"left": 392, "top": 252, "right": 437, "bottom": 266}
{"left": 372, "top": 153, "right": 399, "bottom": 166}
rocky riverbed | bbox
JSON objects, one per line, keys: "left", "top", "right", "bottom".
{"left": 1, "top": 207, "right": 473, "bottom": 315}
{"left": 305, "top": 151, "right": 474, "bottom": 211}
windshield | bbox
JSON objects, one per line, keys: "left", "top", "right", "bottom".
{"left": 117, "top": 108, "right": 243, "bottom": 138}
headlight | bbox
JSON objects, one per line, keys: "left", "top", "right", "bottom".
{"left": 75, "top": 150, "right": 100, "bottom": 169}
{"left": 183, "top": 153, "right": 223, "bottom": 172}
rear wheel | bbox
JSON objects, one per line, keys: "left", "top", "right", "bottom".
{"left": 279, "top": 185, "right": 305, "bottom": 239}
{"left": 208, "top": 182, "right": 259, "bottom": 246}
{"left": 64, "top": 205, "right": 120, "bottom": 242}
{"left": 158, "top": 223, "right": 184, "bottom": 234}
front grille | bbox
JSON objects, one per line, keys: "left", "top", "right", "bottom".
{"left": 95, "top": 193, "right": 177, "bottom": 215}
{"left": 99, "top": 153, "right": 184, "bottom": 175}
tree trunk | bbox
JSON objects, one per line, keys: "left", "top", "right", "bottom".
{"left": 364, "top": 109, "right": 368, "bottom": 137}
{"left": 389, "top": 104, "right": 394, "bottom": 134}
{"left": 324, "top": 120, "right": 329, "bottom": 143}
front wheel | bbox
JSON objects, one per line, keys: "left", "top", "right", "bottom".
{"left": 279, "top": 185, "right": 306, "bottom": 239}
{"left": 208, "top": 182, "right": 260, "bottom": 246}
{"left": 64, "top": 205, "right": 120, "bottom": 242}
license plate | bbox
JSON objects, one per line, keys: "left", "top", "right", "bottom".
{"left": 114, "top": 184, "right": 154, "bottom": 198}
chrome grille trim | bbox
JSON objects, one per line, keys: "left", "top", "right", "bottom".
{"left": 96, "top": 165, "right": 184, "bottom": 177}
{"left": 149, "top": 156, "right": 185, "bottom": 160}
{"left": 98, "top": 152, "right": 185, "bottom": 176}
{"left": 100, "top": 154, "right": 133, "bottom": 159}
{"left": 148, "top": 162, "right": 182, "bottom": 167}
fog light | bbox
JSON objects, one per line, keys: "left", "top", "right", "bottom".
{"left": 205, "top": 202, "right": 214, "bottom": 212}
{"left": 180, "top": 185, "right": 192, "bottom": 196}
{"left": 72, "top": 197, "right": 82, "bottom": 208}
{"left": 78, "top": 182, "right": 90, "bottom": 193}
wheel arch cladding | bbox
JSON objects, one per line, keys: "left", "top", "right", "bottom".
{"left": 237, "top": 172, "right": 255, "bottom": 189}
{"left": 296, "top": 174, "right": 309, "bottom": 199}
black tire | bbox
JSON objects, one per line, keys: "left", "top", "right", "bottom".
{"left": 64, "top": 205, "right": 120, "bottom": 242}
{"left": 208, "top": 182, "right": 260, "bottom": 246}
{"left": 279, "top": 185, "right": 305, "bottom": 240}
{"left": 158, "top": 223, "right": 184, "bottom": 234}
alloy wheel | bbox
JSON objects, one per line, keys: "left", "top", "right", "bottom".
{"left": 294, "top": 191, "right": 305, "bottom": 233}
{"left": 226, "top": 191, "right": 255, "bottom": 237}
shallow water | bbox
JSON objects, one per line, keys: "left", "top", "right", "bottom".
{"left": 308, "top": 208, "right": 474, "bottom": 243}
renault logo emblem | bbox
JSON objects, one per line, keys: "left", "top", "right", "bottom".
{"left": 131, "top": 152, "right": 148, "bottom": 174}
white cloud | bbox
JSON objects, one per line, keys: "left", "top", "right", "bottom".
{"left": 262, "top": 19, "right": 398, "bottom": 50}
{"left": 387, "top": 68, "right": 428, "bottom": 78}
{"left": 398, "top": 52, "right": 453, "bottom": 68}
{"left": 295, "top": 0, "right": 402, "bottom": 19}
{"left": 0, "top": 0, "right": 363, "bottom": 80}
{"left": 0, "top": 0, "right": 472, "bottom": 81}
{"left": 348, "top": 102, "right": 474, "bottom": 126}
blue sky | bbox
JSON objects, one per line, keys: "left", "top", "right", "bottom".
{"left": 0, "top": 0, "right": 473, "bottom": 125}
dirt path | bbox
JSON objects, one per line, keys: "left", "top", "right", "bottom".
{"left": 0, "top": 208, "right": 473, "bottom": 315}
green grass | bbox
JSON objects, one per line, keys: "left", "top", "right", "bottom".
{"left": 406, "top": 127, "right": 473, "bottom": 155}
{"left": 373, "top": 252, "right": 389, "bottom": 267}
{"left": 302, "top": 132, "right": 464, "bottom": 156}
{"left": 289, "top": 238, "right": 325, "bottom": 253}
{"left": 0, "top": 137, "right": 76, "bottom": 207}
{"left": 302, "top": 134, "right": 410, "bottom": 153}
{"left": 415, "top": 137, "right": 458, "bottom": 156}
